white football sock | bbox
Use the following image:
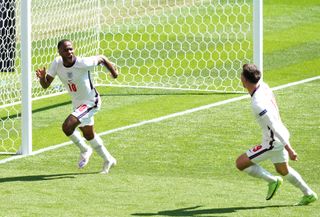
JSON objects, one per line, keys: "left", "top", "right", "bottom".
{"left": 244, "top": 164, "right": 277, "bottom": 183}
{"left": 284, "top": 167, "right": 313, "bottom": 195}
{"left": 69, "top": 130, "right": 90, "bottom": 153}
{"left": 89, "top": 133, "right": 113, "bottom": 162}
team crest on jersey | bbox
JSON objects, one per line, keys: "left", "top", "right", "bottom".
{"left": 67, "top": 72, "right": 73, "bottom": 79}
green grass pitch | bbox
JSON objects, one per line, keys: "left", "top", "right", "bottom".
{"left": 0, "top": 0, "right": 319, "bottom": 216}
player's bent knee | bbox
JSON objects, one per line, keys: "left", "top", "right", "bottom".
{"left": 83, "top": 134, "right": 94, "bottom": 141}
{"left": 62, "top": 115, "right": 79, "bottom": 136}
{"left": 276, "top": 168, "right": 288, "bottom": 176}
{"left": 236, "top": 163, "right": 246, "bottom": 171}
{"left": 274, "top": 163, "right": 289, "bottom": 176}
{"left": 62, "top": 123, "right": 75, "bottom": 136}
{"left": 235, "top": 158, "right": 245, "bottom": 171}
{"left": 80, "top": 126, "right": 95, "bottom": 141}
{"left": 236, "top": 154, "right": 252, "bottom": 171}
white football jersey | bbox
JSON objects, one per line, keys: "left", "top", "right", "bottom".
{"left": 251, "top": 81, "right": 290, "bottom": 146}
{"left": 47, "top": 56, "right": 99, "bottom": 107}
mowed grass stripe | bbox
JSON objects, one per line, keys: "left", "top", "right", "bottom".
{"left": 1, "top": 76, "right": 319, "bottom": 165}
{"left": 0, "top": 80, "right": 318, "bottom": 217}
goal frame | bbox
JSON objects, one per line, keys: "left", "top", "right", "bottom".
{"left": 18, "top": 0, "right": 263, "bottom": 155}
{"left": 21, "top": 0, "right": 32, "bottom": 155}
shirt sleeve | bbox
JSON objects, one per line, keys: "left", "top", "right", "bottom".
{"left": 255, "top": 103, "right": 290, "bottom": 145}
{"left": 80, "top": 56, "right": 99, "bottom": 67}
{"left": 47, "top": 57, "right": 59, "bottom": 78}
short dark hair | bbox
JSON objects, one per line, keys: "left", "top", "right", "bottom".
{"left": 242, "top": 64, "right": 261, "bottom": 84}
{"left": 57, "top": 39, "right": 71, "bottom": 49}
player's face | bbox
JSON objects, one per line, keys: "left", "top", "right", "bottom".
{"left": 59, "top": 41, "right": 74, "bottom": 62}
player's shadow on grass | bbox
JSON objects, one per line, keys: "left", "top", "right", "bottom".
{"left": 131, "top": 205, "right": 294, "bottom": 216}
{"left": 0, "top": 172, "right": 96, "bottom": 183}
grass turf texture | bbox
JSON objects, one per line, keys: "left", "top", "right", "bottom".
{"left": 0, "top": 80, "right": 319, "bottom": 217}
{"left": 0, "top": 0, "right": 319, "bottom": 216}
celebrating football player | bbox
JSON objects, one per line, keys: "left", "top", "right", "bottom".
{"left": 235, "top": 64, "right": 317, "bottom": 205}
{"left": 36, "top": 39, "right": 118, "bottom": 174}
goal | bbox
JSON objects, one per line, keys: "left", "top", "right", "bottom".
{"left": 0, "top": 0, "right": 262, "bottom": 154}
{"left": 97, "top": 0, "right": 262, "bottom": 92}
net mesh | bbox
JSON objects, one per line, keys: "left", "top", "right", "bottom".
{"left": 0, "top": 0, "right": 253, "bottom": 152}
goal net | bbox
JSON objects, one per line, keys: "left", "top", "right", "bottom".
{"left": 0, "top": 0, "right": 100, "bottom": 153}
{"left": 97, "top": 0, "right": 253, "bottom": 92}
{"left": 0, "top": 0, "right": 259, "bottom": 153}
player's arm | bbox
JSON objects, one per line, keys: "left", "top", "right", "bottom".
{"left": 260, "top": 113, "right": 290, "bottom": 145}
{"left": 36, "top": 67, "right": 54, "bottom": 89}
{"left": 266, "top": 118, "right": 290, "bottom": 146}
{"left": 257, "top": 106, "right": 298, "bottom": 161}
{"left": 254, "top": 101, "right": 290, "bottom": 146}
{"left": 284, "top": 143, "right": 298, "bottom": 161}
{"left": 97, "top": 55, "right": 118, "bottom": 79}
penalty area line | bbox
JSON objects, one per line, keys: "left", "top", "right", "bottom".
{"left": 0, "top": 75, "right": 319, "bottom": 164}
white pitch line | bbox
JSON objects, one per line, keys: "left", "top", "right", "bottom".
{"left": 0, "top": 76, "right": 319, "bottom": 164}
{"left": 271, "top": 76, "right": 320, "bottom": 91}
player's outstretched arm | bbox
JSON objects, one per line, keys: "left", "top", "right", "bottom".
{"left": 97, "top": 55, "right": 119, "bottom": 79}
{"left": 36, "top": 67, "right": 54, "bottom": 89}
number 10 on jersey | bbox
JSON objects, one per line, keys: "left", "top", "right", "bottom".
{"left": 68, "top": 82, "right": 77, "bottom": 92}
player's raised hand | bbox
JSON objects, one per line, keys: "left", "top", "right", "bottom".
{"left": 36, "top": 67, "right": 53, "bottom": 89}
{"left": 36, "top": 67, "right": 46, "bottom": 79}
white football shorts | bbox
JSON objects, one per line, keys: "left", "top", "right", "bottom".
{"left": 71, "top": 97, "right": 101, "bottom": 127}
{"left": 246, "top": 140, "right": 289, "bottom": 164}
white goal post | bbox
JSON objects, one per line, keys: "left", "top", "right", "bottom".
{"left": 0, "top": 0, "right": 263, "bottom": 155}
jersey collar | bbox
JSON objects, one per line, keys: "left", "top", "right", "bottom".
{"left": 251, "top": 84, "right": 260, "bottom": 97}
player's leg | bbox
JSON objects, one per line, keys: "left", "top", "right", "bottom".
{"left": 76, "top": 99, "right": 116, "bottom": 174}
{"left": 275, "top": 163, "right": 318, "bottom": 205}
{"left": 80, "top": 125, "right": 116, "bottom": 174}
{"left": 236, "top": 153, "right": 277, "bottom": 182}
{"left": 236, "top": 144, "right": 282, "bottom": 200}
{"left": 63, "top": 114, "right": 91, "bottom": 153}
{"left": 62, "top": 114, "right": 80, "bottom": 136}
{"left": 63, "top": 114, "right": 92, "bottom": 168}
